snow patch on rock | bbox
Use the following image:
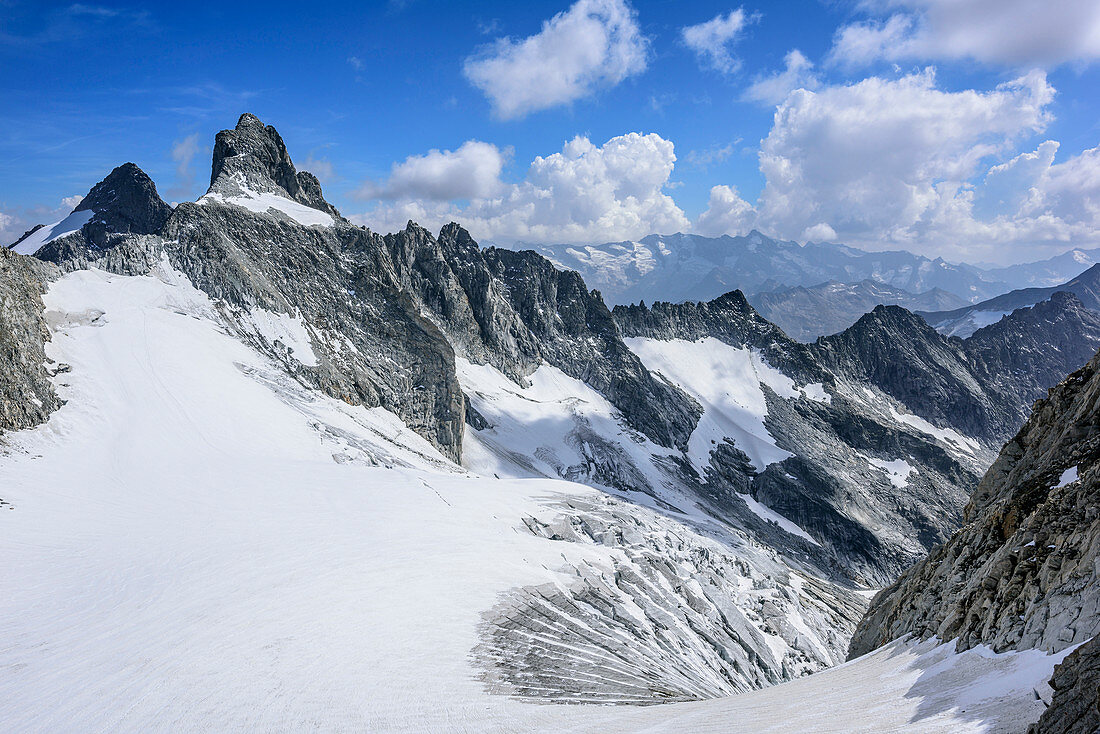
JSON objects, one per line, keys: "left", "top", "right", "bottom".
{"left": 624, "top": 337, "right": 809, "bottom": 473}
{"left": 200, "top": 180, "right": 334, "bottom": 227}
{"left": 869, "top": 458, "right": 916, "bottom": 488}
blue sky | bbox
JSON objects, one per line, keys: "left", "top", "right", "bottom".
{"left": 2, "top": 0, "right": 1099, "bottom": 264}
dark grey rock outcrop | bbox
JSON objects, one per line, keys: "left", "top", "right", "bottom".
{"left": 24, "top": 114, "right": 701, "bottom": 462}
{"left": 966, "top": 292, "right": 1100, "bottom": 410}
{"left": 614, "top": 291, "right": 827, "bottom": 386}
{"left": 813, "top": 305, "right": 1020, "bottom": 442}
{"left": 73, "top": 162, "right": 173, "bottom": 247}
{"left": 34, "top": 162, "right": 173, "bottom": 264}
{"left": 922, "top": 262, "right": 1100, "bottom": 338}
{"left": 613, "top": 292, "right": 985, "bottom": 586}
{"left": 0, "top": 247, "right": 61, "bottom": 433}
{"left": 209, "top": 112, "right": 341, "bottom": 219}
{"left": 849, "top": 348, "right": 1100, "bottom": 659}
{"left": 1028, "top": 636, "right": 1100, "bottom": 734}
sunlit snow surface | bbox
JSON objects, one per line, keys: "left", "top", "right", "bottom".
{"left": 869, "top": 458, "right": 916, "bottom": 488}
{"left": 198, "top": 182, "right": 334, "bottom": 227}
{"left": 9, "top": 209, "right": 93, "bottom": 255}
{"left": 624, "top": 337, "right": 828, "bottom": 473}
{"left": 0, "top": 264, "right": 1065, "bottom": 732}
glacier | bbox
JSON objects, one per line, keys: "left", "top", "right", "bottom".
{"left": 0, "top": 255, "right": 1065, "bottom": 733}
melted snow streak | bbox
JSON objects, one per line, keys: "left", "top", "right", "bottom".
{"left": 473, "top": 497, "right": 863, "bottom": 705}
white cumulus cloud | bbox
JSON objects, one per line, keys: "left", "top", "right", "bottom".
{"left": 353, "top": 132, "right": 688, "bottom": 244}
{"left": 681, "top": 9, "right": 751, "bottom": 74}
{"left": 744, "top": 49, "right": 818, "bottom": 105}
{"left": 356, "top": 141, "right": 507, "bottom": 201}
{"left": 829, "top": 0, "right": 1100, "bottom": 68}
{"left": 463, "top": 0, "right": 648, "bottom": 120}
{"left": 754, "top": 68, "right": 1055, "bottom": 251}
{"left": 695, "top": 185, "right": 755, "bottom": 236}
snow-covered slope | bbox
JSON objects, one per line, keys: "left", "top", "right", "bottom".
{"left": 9, "top": 209, "right": 93, "bottom": 255}
{"left": 0, "top": 254, "right": 1068, "bottom": 733}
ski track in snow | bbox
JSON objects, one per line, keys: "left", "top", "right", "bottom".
{"left": 0, "top": 265, "right": 1065, "bottom": 732}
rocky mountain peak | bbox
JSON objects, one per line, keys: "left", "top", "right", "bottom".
{"left": 74, "top": 162, "right": 172, "bottom": 248}
{"left": 208, "top": 112, "right": 340, "bottom": 219}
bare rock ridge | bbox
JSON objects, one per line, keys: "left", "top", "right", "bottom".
{"left": 10, "top": 113, "right": 701, "bottom": 463}
{"left": 816, "top": 297, "right": 1100, "bottom": 445}
{"left": 614, "top": 294, "right": 985, "bottom": 584}
{"left": 921, "top": 262, "right": 1100, "bottom": 338}
{"left": 815, "top": 304, "right": 1021, "bottom": 443}
{"left": 849, "top": 347, "right": 1100, "bottom": 659}
{"left": 74, "top": 162, "right": 174, "bottom": 246}
{"left": 32, "top": 162, "right": 172, "bottom": 264}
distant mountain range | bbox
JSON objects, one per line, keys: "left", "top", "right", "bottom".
{"left": 519, "top": 232, "right": 1100, "bottom": 342}
{"left": 920, "top": 263, "right": 1100, "bottom": 337}
{"left": 749, "top": 280, "right": 968, "bottom": 342}
{"left": 524, "top": 232, "right": 1012, "bottom": 307}
{"left": 983, "top": 246, "right": 1100, "bottom": 288}
{"left": 522, "top": 233, "right": 1099, "bottom": 309}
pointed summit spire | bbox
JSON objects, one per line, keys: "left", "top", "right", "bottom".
{"left": 207, "top": 113, "right": 340, "bottom": 219}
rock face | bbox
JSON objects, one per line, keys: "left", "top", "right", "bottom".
{"left": 23, "top": 114, "right": 701, "bottom": 464}
{"left": 614, "top": 290, "right": 820, "bottom": 382}
{"left": 849, "top": 347, "right": 1100, "bottom": 658}
{"left": 615, "top": 293, "right": 987, "bottom": 586}
{"left": 816, "top": 296, "right": 1100, "bottom": 446}
{"left": 966, "top": 292, "right": 1100, "bottom": 411}
{"left": 749, "top": 279, "right": 967, "bottom": 342}
{"left": 381, "top": 222, "right": 700, "bottom": 451}
{"left": 74, "top": 163, "right": 173, "bottom": 246}
{"left": 1028, "top": 636, "right": 1100, "bottom": 734}
{"left": 814, "top": 305, "right": 1021, "bottom": 443}
{"left": 0, "top": 247, "right": 60, "bottom": 433}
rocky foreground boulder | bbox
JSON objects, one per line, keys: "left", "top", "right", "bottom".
{"left": 850, "top": 346, "right": 1100, "bottom": 729}
{"left": 1028, "top": 635, "right": 1100, "bottom": 734}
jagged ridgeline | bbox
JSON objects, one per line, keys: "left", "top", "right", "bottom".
{"left": 8, "top": 111, "right": 1100, "bottom": 592}
{"left": 14, "top": 113, "right": 701, "bottom": 465}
